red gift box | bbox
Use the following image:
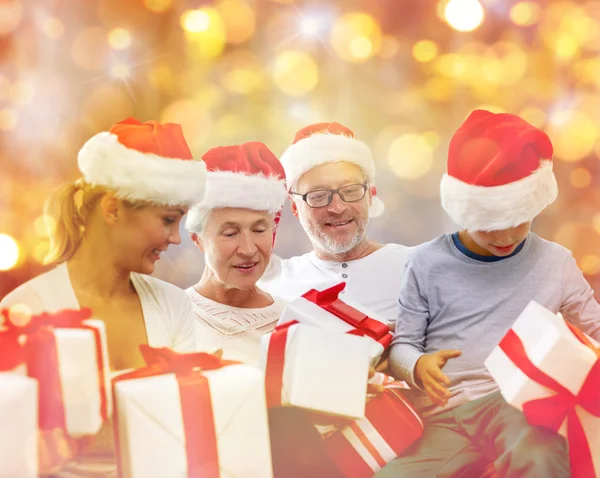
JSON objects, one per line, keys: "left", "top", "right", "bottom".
{"left": 324, "top": 386, "right": 424, "bottom": 477}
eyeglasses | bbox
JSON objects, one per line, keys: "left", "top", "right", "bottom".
{"left": 291, "top": 183, "right": 368, "bottom": 208}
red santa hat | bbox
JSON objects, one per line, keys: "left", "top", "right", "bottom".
{"left": 185, "top": 142, "right": 287, "bottom": 239}
{"left": 77, "top": 117, "right": 207, "bottom": 206}
{"left": 440, "top": 110, "right": 558, "bottom": 231}
{"left": 280, "top": 122, "right": 384, "bottom": 218}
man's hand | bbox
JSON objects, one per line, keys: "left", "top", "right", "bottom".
{"left": 414, "top": 349, "right": 462, "bottom": 406}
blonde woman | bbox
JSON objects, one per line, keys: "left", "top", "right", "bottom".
{"left": 1, "top": 117, "right": 207, "bottom": 476}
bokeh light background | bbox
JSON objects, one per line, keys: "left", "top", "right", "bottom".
{"left": 2, "top": 0, "right": 600, "bottom": 298}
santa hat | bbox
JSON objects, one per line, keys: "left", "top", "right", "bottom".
{"left": 78, "top": 117, "right": 207, "bottom": 206}
{"left": 280, "top": 122, "right": 384, "bottom": 218}
{"left": 185, "top": 142, "right": 287, "bottom": 239}
{"left": 440, "top": 110, "right": 558, "bottom": 232}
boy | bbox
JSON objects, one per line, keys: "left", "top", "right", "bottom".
{"left": 378, "top": 110, "right": 600, "bottom": 477}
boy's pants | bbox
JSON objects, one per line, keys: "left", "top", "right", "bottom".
{"left": 374, "top": 391, "right": 569, "bottom": 478}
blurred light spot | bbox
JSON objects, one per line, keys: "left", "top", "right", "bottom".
{"left": 273, "top": 50, "right": 319, "bottom": 96}
{"left": 510, "top": 2, "right": 541, "bottom": 26}
{"left": 33, "top": 241, "right": 50, "bottom": 264}
{"left": 42, "top": 17, "right": 65, "bottom": 39}
{"left": 413, "top": 40, "right": 438, "bottom": 63}
{"left": 554, "top": 34, "right": 579, "bottom": 59}
{"left": 350, "top": 36, "right": 373, "bottom": 60}
{"left": 580, "top": 254, "right": 600, "bottom": 275}
{"left": 108, "top": 28, "right": 131, "bottom": 49}
{"left": 0, "top": 234, "right": 20, "bottom": 271}
{"left": 444, "top": 0, "right": 484, "bottom": 32}
{"left": 519, "top": 106, "right": 546, "bottom": 128}
{"left": 181, "top": 9, "right": 211, "bottom": 32}
{"left": 71, "top": 27, "right": 108, "bottom": 71}
{"left": 110, "top": 62, "right": 131, "bottom": 79}
{"left": 550, "top": 111, "right": 596, "bottom": 162}
{"left": 299, "top": 15, "right": 324, "bottom": 37}
{"left": 7, "top": 304, "right": 32, "bottom": 327}
{"left": 183, "top": 8, "right": 226, "bottom": 59}
{"left": 144, "top": 0, "right": 173, "bottom": 13}
{"left": 217, "top": 0, "right": 256, "bottom": 44}
{"left": 0, "top": 76, "right": 10, "bottom": 101}
{"left": 570, "top": 167, "right": 592, "bottom": 188}
{"left": 0, "top": 0, "right": 22, "bottom": 36}
{"left": 331, "top": 12, "right": 382, "bottom": 62}
{"left": 388, "top": 134, "right": 434, "bottom": 180}
{"left": 0, "top": 109, "right": 17, "bottom": 130}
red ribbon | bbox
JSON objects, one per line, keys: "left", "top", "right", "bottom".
{"left": 113, "top": 345, "right": 240, "bottom": 478}
{"left": 1, "top": 308, "right": 109, "bottom": 434}
{"left": 0, "top": 326, "right": 24, "bottom": 371}
{"left": 302, "top": 283, "right": 392, "bottom": 348}
{"left": 498, "top": 323, "right": 600, "bottom": 478}
{"left": 264, "top": 321, "right": 298, "bottom": 408}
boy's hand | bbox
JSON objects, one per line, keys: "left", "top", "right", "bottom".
{"left": 414, "top": 349, "right": 462, "bottom": 406}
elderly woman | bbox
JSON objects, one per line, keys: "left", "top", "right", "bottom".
{"left": 1, "top": 117, "right": 206, "bottom": 476}
{"left": 185, "top": 142, "right": 345, "bottom": 478}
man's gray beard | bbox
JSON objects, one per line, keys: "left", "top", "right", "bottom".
{"left": 299, "top": 214, "right": 369, "bottom": 256}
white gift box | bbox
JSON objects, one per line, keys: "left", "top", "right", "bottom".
{"left": 50, "top": 319, "right": 112, "bottom": 437}
{"left": 261, "top": 322, "right": 373, "bottom": 420}
{"left": 278, "top": 293, "right": 388, "bottom": 366}
{"left": 485, "top": 300, "right": 599, "bottom": 475}
{"left": 0, "top": 372, "right": 38, "bottom": 478}
{"left": 114, "top": 363, "right": 273, "bottom": 478}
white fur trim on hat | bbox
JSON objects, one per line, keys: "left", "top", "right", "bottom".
{"left": 185, "top": 170, "right": 287, "bottom": 231}
{"left": 440, "top": 160, "right": 558, "bottom": 231}
{"left": 281, "top": 133, "right": 384, "bottom": 218}
{"left": 78, "top": 132, "right": 207, "bottom": 206}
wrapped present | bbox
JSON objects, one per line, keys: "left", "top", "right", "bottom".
{"left": 262, "top": 321, "right": 372, "bottom": 420}
{"left": 113, "top": 345, "right": 273, "bottom": 478}
{"left": 0, "top": 329, "right": 38, "bottom": 478}
{"left": 278, "top": 282, "right": 392, "bottom": 365}
{"left": 485, "top": 301, "right": 600, "bottom": 478}
{"left": 323, "top": 385, "right": 423, "bottom": 478}
{"left": 1, "top": 308, "right": 111, "bottom": 438}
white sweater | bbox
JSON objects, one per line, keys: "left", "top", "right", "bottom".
{"left": 186, "top": 286, "right": 287, "bottom": 367}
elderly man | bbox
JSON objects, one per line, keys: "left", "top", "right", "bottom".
{"left": 259, "top": 122, "right": 411, "bottom": 326}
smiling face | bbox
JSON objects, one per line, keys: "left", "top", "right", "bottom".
{"left": 193, "top": 207, "right": 273, "bottom": 290}
{"left": 465, "top": 222, "right": 531, "bottom": 257}
{"left": 291, "top": 161, "right": 371, "bottom": 257}
{"left": 111, "top": 203, "right": 187, "bottom": 274}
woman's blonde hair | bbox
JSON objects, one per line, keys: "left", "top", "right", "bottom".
{"left": 43, "top": 180, "right": 144, "bottom": 265}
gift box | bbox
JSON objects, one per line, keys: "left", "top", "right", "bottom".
{"left": 113, "top": 346, "right": 273, "bottom": 478}
{"left": 2, "top": 308, "right": 111, "bottom": 438}
{"left": 262, "top": 321, "right": 373, "bottom": 420}
{"left": 0, "top": 329, "right": 38, "bottom": 478}
{"left": 485, "top": 300, "right": 600, "bottom": 478}
{"left": 278, "top": 282, "right": 392, "bottom": 366}
{"left": 323, "top": 385, "right": 423, "bottom": 478}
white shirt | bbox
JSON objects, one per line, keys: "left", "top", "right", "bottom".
{"left": 258, "top": 244, "right": 412, "bottom": 325}
{"left": 186, "top": 287, "right": 287, "bottom": 367}
{"left": 0, "top": 262, "right": 196, "bottom": 353}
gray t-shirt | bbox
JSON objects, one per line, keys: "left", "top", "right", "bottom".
{"left": 390, "top": 232, "right": 600, "bottom": 416}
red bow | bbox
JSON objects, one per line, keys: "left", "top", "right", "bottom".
{"left": 499, "top": 323, "right": 600, "bottom": 478}
{"left": 303, "top": 283, "right": 392, "bottom": 348}
{"left": 113, "top": 346, "right": 240, "bottom": 478}
{"left": 1, "top": 308, "right": 108, "bottom": 434}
